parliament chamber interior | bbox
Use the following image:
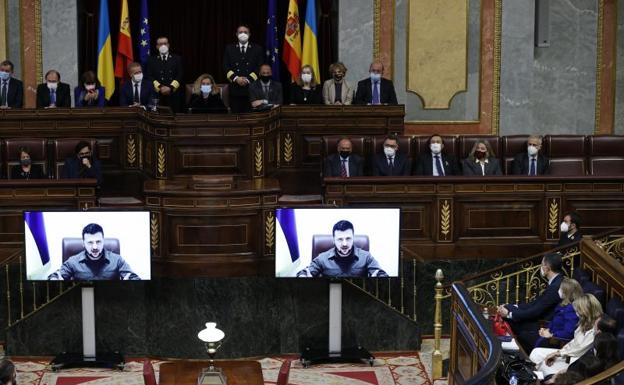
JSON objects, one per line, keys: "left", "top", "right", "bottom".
{"left": 0, "top": 0, "right": 624, "bottom": 385}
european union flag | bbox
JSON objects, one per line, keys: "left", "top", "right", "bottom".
{"left": 139, "top": 0, "right": 151, "bottom": 66}
{"left": 265, "top": 0, "right": 280, "bottom": 80}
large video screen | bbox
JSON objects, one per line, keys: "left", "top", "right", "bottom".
{"left": 24, "top": 211, "right": 151, "bottom": 281}
{"left": 275, "top": 208, "right": 400, "bottom": 278}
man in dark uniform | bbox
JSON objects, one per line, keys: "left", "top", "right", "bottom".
{"left": 147, "top": 36, "right": 183, "bottom": 113}
{"left": 223, "top": 25, "right": 264, "bottom": 113}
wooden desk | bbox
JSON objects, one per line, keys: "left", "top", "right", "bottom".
{"left": 158, "top": 360, "right": 263, "bottom": 385}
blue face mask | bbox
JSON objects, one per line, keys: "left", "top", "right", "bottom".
{"left": 370, "top": 72, "right": 381, "bottom": 82}
{"left": 0, "top": 71, "right": 10, "bottom": 80}
{"left": 200, "top": 84, "right": 212, "bottom": 94}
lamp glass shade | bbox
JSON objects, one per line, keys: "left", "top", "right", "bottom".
{"left": 198, "top": 322, "right": 225, "bottom": 343}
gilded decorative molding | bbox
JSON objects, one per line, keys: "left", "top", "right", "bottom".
{"left": 373, "top": 0, "right": 381, "bottom": 59}
{"left": 265, "top": 211, "right": 275, "bottom": 251}
{"left": 126, "top": 134, "right": 137, "bottom": 167}
{"left": 34, "top": 0, "right": 42, "bottom": 82}
{"left": 594, "top": 0, "right": 605, "bottom": 133}
{"left": 157, "top": 143, "right": 166, "bottom": 177}
{"left": 439, "top": 199, "right": 451, "bottom": 239}
{"left": 150, "top": 212, "right": 159, "bottom": 252}
{"left": 254, "top": 141, "right": 263, "bottom": 176}
{"left": 547, "top": 198, "right": 559, "bottom": 239}
{"left": 491, "top": 0, "right": 502, "bottom": 135}
{"left": 283, "top": 133, "right": 293, "bottom": 163}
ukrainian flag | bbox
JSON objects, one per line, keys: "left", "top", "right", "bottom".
{"left": 302, "top": 0, "right": 320, "bottom": 81}
{"left": 97, "top": 0, "right": 114, "bottom": 100}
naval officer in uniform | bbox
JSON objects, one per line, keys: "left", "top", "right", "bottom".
{"left": 147, "top": 36, "right": 184, "bottom": 113}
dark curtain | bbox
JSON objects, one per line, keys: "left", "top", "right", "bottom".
{"left": 78, "top": 0, "right": 337, "bottom": 104}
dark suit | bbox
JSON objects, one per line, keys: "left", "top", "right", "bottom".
{"left": 372, "top": 152, "right": 411, "bottom": 176}
{"left": 324, "top": 154, "right": 364, "bottom": 177}
{"left": 36, "top": 82, "right": 71, "bottom": 108}
{"left": 289, "top": 84, "right": 322, "bottom": 104}
{"left": 61, "top": 156, "right": 103, "bottom": 186}
{"left": 353, "top": 78, "right": 398, "bottom": 105}
{"left": 223, "top": 43, "right": 264, "bottom": 113}
{"left": 189, "top": 93, "right": 227, "bottom": 112}
{"left": 462, "top": 158, "right": 502, "bottom": 176}
{"left": 505, "top": 274, "right": 564, "bottom": 352}
{"left": 147, "top": 53, "right": 184, "bottom": 112}
{"left": 413, "top": 152, "right": 461, "bottom": 176}
{"left": 119, "top": 80, "right": 156, "bottom": 107}
{"left": 0, "top": 77, "right": 23, "bottom": 108}
{"left": 248, "top": 80, "right": 283, "bottom": 107}
{"left": 10, "top": 164, "right": 46, "bottom": 179}
{"left": 511, "top": 152, "right": 550, "bottom": 175}
{"left": 558, "top": 231, "right": 582, "bottom": 247}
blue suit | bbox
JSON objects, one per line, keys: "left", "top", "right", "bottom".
{"left": 534, "top": 303, "right": 579, "bottom": 348}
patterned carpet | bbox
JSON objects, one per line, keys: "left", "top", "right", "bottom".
{"left": 11, "top": 340, "right": 450, "bottom": 385}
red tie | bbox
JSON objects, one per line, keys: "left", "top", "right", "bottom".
{"left": 341, "top": 159, "right": 347, "bottom": 178}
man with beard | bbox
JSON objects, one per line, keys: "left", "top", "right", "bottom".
{"left": 61, "top": 141, "right": 103, "bottom": 187}
{"left": 296, "top": 220, "right": 387, "bottom": 278}
{"left": 48, "top": 223, "right": 140, "bottom": 280}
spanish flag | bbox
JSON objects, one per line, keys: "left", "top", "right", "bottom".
{"left": 282, "top": 0, "right": 302, "bottom": 82}
{"left": 97, "top": 0, "right": 114, "bottom": 100}
{"left": 114, "top": 0, "right": 134, "bottom": 80}
{"left": 302, "top": 0, "right": 320, "bottom": 81}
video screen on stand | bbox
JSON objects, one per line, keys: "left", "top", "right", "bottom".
{"left": 24, "top": 211, "right": 151, "bottom": 281}
{"left": 275, "top": 208, "right": 400, "bottom": 278}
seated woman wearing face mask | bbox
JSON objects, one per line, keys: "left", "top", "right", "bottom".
{"left": 10, "top": 146, "right": 46, "bottom": 179}
{"left": 188, "top": 73, "right": 226, "bottom": 113}
{"left": 462, "top": 140, "right": 502, "bottom": 176}
{"left": 74, "top": 70, "right": 105, "bottom": 107}
{"left": 290, "top": 65, "right": 322, "bottom": 105}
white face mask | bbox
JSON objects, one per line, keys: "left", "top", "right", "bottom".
{"left": 560, "top": 222, "right": 569, "bottom": 233}
{"left": 558, "top": 289, "right": 564, "bottom": 299}
{"left": 383, "top": 146, "right": 396, "bottom": 157}
{"left": 158, "top": 45, "right": 169, "bottom": 55}
{"left": 133, "top": 73, "right": 143, "bottom": 83}
{"left": 47, "top": 82, "right": 58, "bottom": 90}
{"left": 370, "top": 72, "right": 381, "bottom": 82}
{"left": 85, "top": 84, "right": 96, "bottom": 91}
{"left": 238, "top": 33, "right": 249, "bottom": 43}
{"left": 528, "top": 145, "right": 539, "bottom": 156}
{"left": 301, "top": 73, "right": 312, "bottom": 83}
{"left": 430, "top": 143, "right": 442, "bottom": 154}
{"left": 200, "top": 84, "right": 212, "bottom": 94}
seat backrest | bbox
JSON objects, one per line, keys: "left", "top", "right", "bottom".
{"left": 322, "top": 136, "right": 367, "bottom": 157}
{"left": 276, "top": 359, "right": 291, "bottom": 385}
{"left": 589, "top": 157, "right": 624, "bottom": 176}
{"left": 3, "top": 138, "right": 48, "bottom": 178}
{"left": 311, "top": 234, "right": 369, "bottom": 259}
{"left": 501, "top": 135, "right": 530, "bottom": 174}
{"left": 185, "top": 84, "right": 193, "bottom": 105}
{"left": 54, "top": 138, "right": 98, "bottom": 179}
{"left": 587, "top": 135, "right": 624, "bottom": 156}
{"left": 545, "top": 135, "right": 587, "bottom": 176}
{"left": 220, "top": 84, "right": 230, "bottom": 109}
{"left": 459, "top": 136, "right": 501, "bottom": 159}
{"left": 371, "top": 135, "right": 414, "bottom": 159}
{"left": 62, "top": 237, "right": 120, "bottom": 262}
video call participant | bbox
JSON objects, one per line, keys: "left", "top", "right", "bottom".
{"left": 296, "top": 220, "right": 388, "bottom": 278}
{"left": 511, "top": 135, "right": 550, "bottom": 175}
{"left": 223, "top": 25, "right": 264, "bottom": 113}
{"left": 0, "top": 60, "right": 23, "bottom": 108}
{"left": 353, "top": 61, "right": 398, "bottom": 105}
{"left": 558, "top": 212, "right": 582, "bottom": 247}
{"left": 249, "top": 64, "right": 283, "bottom": 109}
{"left": 120, "top": 62, "right": 154, "bottom": 107}
{"left": 372, "top": 135, "right": 410, "bottom": 176}
{"left": 324, "top": 138, "right": 364, "bottom": 177}
{"left": 147, "top": 36, "right": 184, "bottom": 112}
{"left": 10, "top": 146, "right": 46, "bottom": 179}
{"left": 48, "top": 223, "right": 140, "bottom": 280}
{"left": 61, "top": 141, "right": 103, "bottom": 186}
{"left": 413, "top": 134, "right": 460, "bottom": 176}
{"left": 36, "top": 69, "right": 71, "bottom": 108}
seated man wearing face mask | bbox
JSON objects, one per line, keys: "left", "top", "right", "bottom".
{"left": 511, "top": 135, "right": 550, "bottom": 175}
{"left": 249, "top": 64, "right": 283, "bottom": 110}
{"left": 119, "top": 62, "right": 155, "bottom": 107}
{"left": 558, "top": 212, "right": 582, "bottom": 247}
{"left": 372, "top": 135, "right": 410, "bottom": 176}
{"left": 354, "top": 61, "right": 398, "bottom": 105}
{"left": 0, "top": 60, "right": 24, "bottom": 108}
{"left": 36, "top": 69, "right": 71, "bottom": 108}
{"left": 324, "top": 138, "right": 364, "bottom": 178}
{"left": 413, "top": 134, "right": 461, "bottom": 176}
{"left": 496, "top": 253, "right": 564, "bottom": 352}
{"left": 61, "top": 141, "right": 103, "bottom": 186}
